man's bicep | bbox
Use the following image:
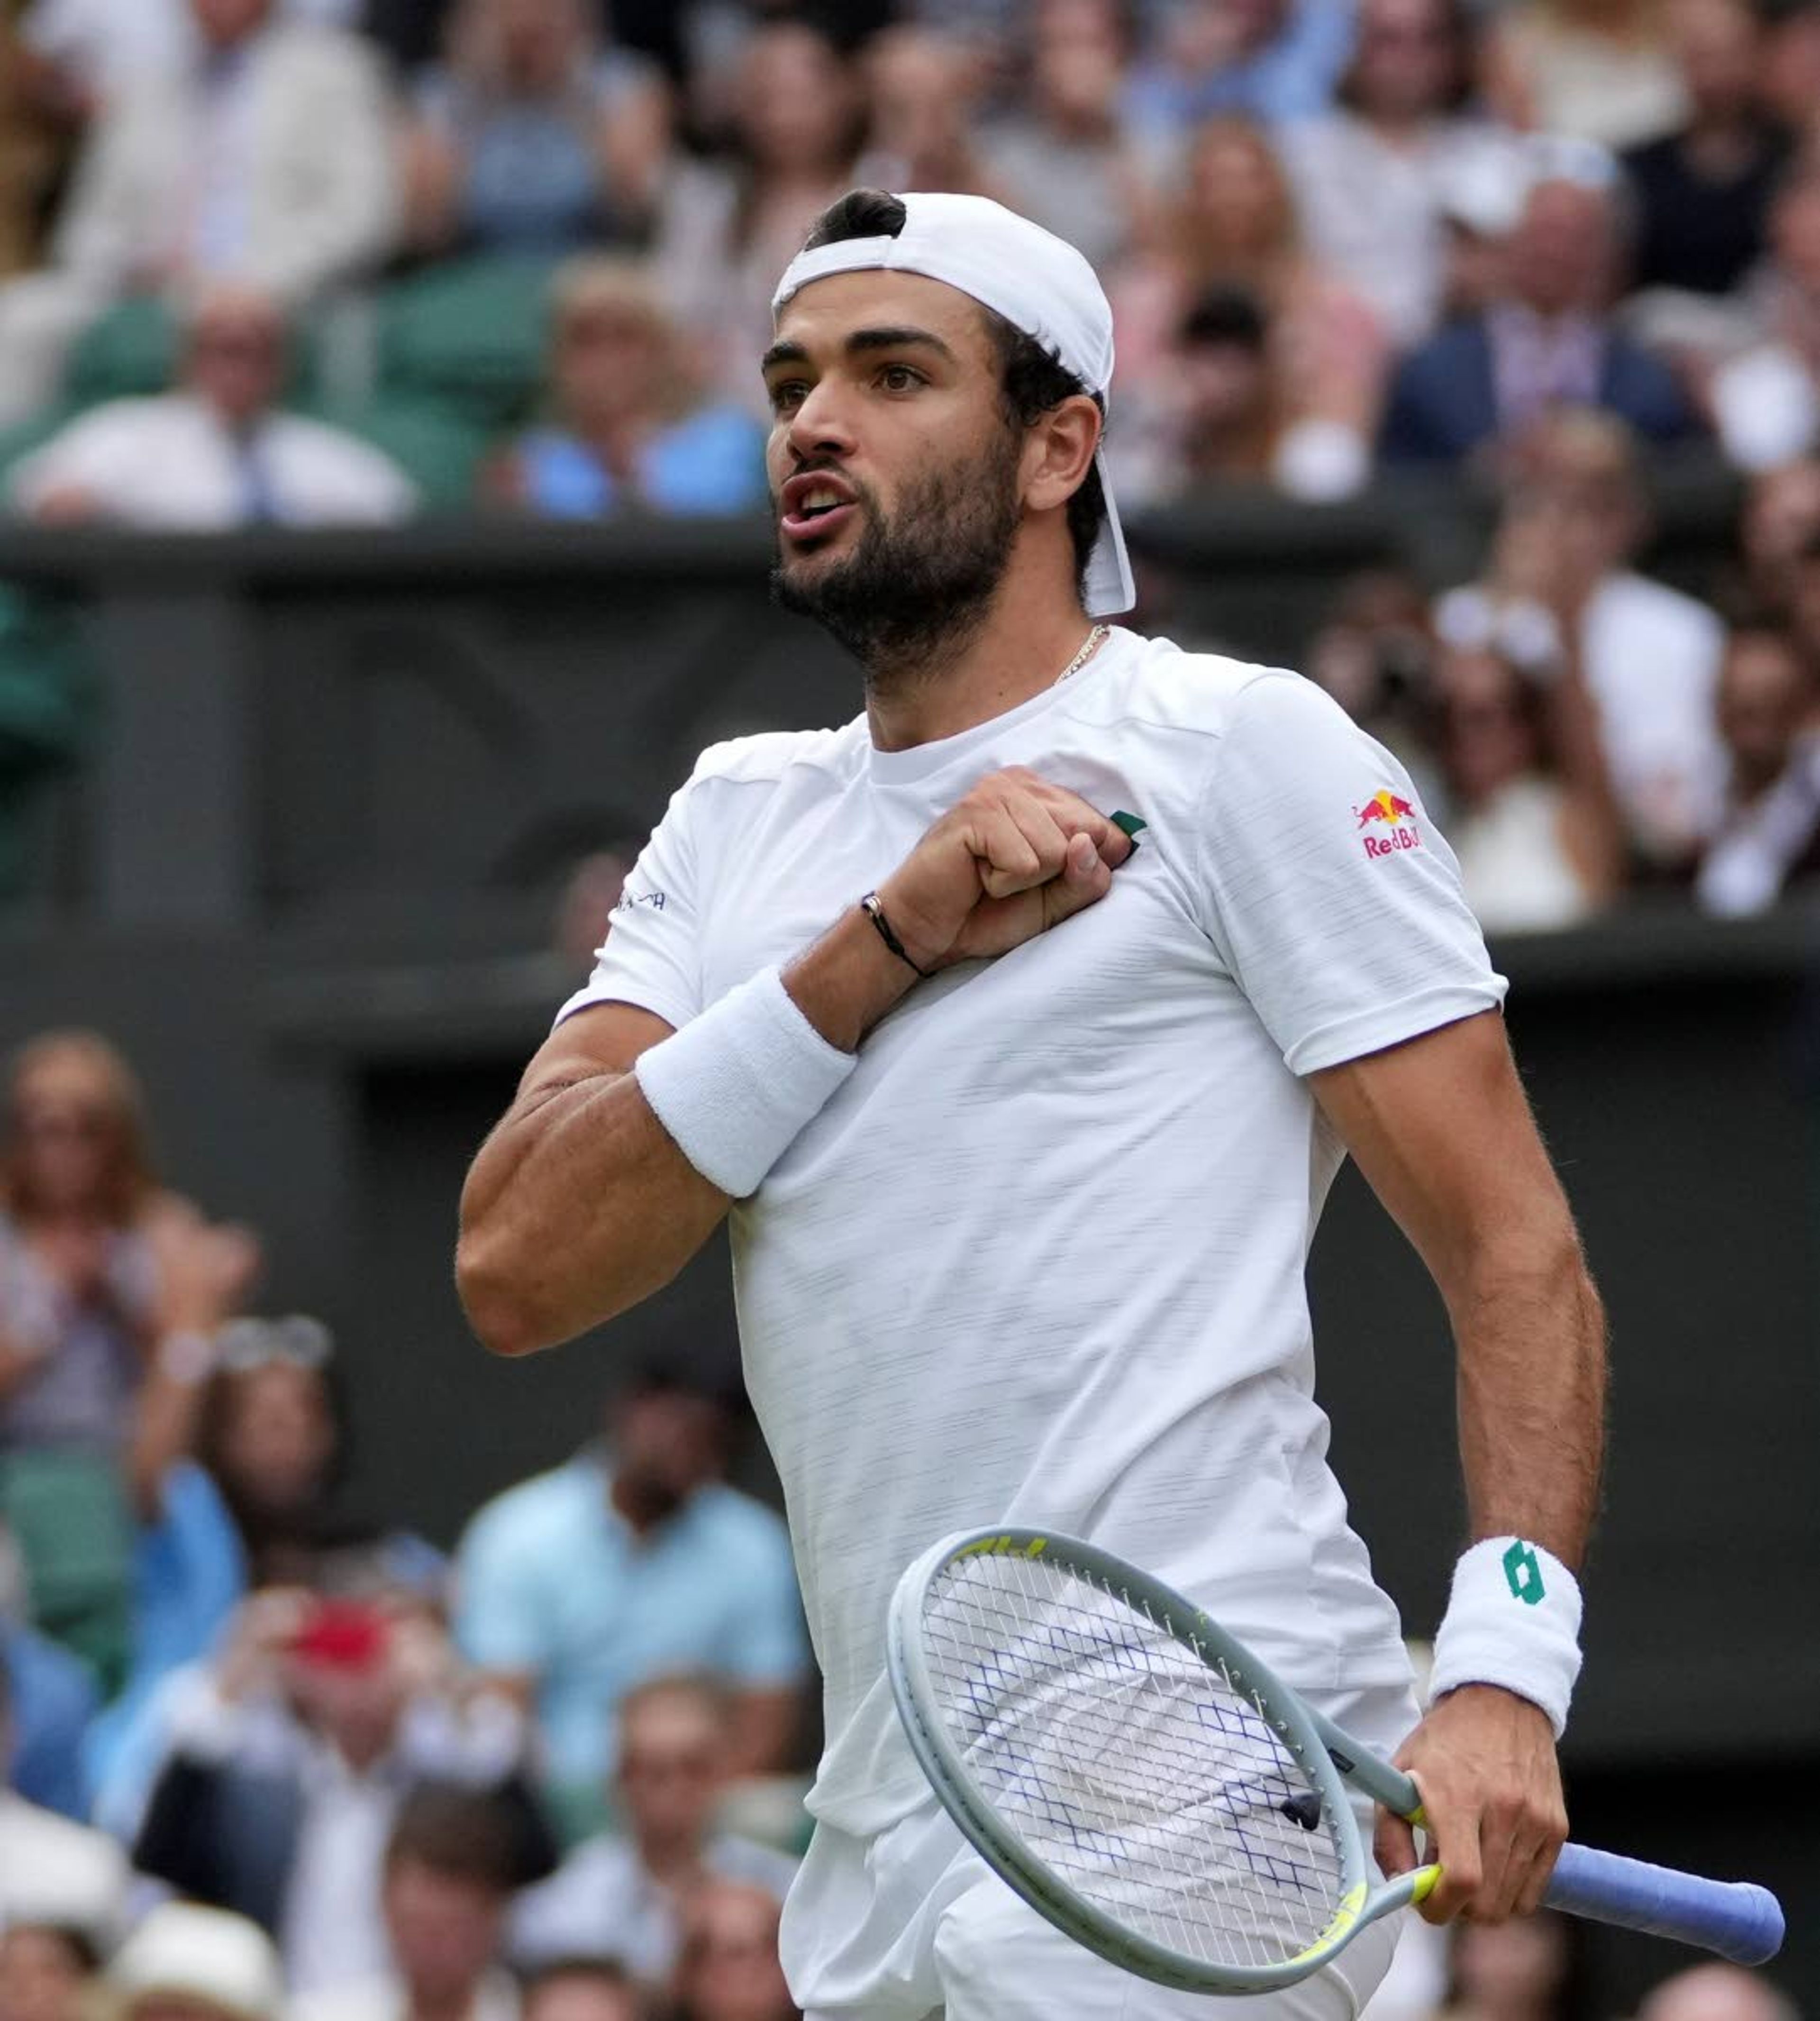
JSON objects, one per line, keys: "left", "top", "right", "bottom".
{"left": 1308, "top": 1010, "right": 1575, "bottom": 1301}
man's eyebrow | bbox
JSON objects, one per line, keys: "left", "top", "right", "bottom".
{"left": 759, "top": 326, "right": 960, "bottom": 376}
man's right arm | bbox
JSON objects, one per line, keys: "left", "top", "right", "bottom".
{"left": 457, "top": 766, "right": 1132, "bottom": 1357}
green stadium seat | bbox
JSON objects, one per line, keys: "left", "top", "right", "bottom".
{"left": 304, "top": 393, "right": 493, "bottom": 510}
{"left": 374, "top": 255, "right": 556, "bottom": 436}
{"left": 60, "top": 297, "right": 180, "bottom": 407}
{"left": 0, "top": 403, "right": 78, "bottom": 487}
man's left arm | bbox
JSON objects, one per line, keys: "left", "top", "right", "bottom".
{"left": 1310, "top": 1007, "right": 1608, "bottom": 1926}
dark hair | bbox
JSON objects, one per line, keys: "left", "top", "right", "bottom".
{"left": 1335, "top": 0, "right": 1474, "bottom": 115}
{"left": 1179, "top": 283, "right": 1270, "bottom": 352}
{"left": 800, "top": 190, "right": 1110, "bottom": 597}
{"left": 384, "top": 1782, "right": 540, "bottom": 1894}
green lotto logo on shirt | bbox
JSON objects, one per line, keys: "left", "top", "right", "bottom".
{"left": 1354, "top": 789, "right": 1423, "bottom": 860}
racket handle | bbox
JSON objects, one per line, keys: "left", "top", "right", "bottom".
{"left": 1543, "top": 1843, "right": 1784, "bottom": 1965}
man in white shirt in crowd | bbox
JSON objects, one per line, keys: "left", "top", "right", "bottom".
{"left": 457, "top": 189, "right": 1608, "bottom": 2020}
{"left": 8, "top": 279, "right": 415, "bottom": 529}
{"left": 513, "top": 1674, "right": 798, "bottom": 1988}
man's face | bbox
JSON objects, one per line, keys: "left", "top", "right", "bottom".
{"left": 186, "top": 301, "right": 285, "bottom": 428}
{"left": 382, "top": 1859, "right": 506, "bottom": 2002}
{"left": 1506, "top": 181, "right": 1615, "bottom": 315}
{"left": 190, "top": 0, "right": 272, "bottom": 49}
{"left": 618, "top": 1694, "right": 724, "bottom": 1849}
{"left": 611, "top": 1388, "right": 726, "bottom": 1522}
{"left": 763, "top": 270, "right": 1030, "bottom": 669}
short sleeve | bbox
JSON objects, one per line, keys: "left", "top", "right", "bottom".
{"left": 554, "top": 768, "right": 707, "bottom": 1033}
{"left": 1195, "top": 674, "right": 1507, "bottom": 1075}
{"left": 454, "top": 1504, "right": 554, "bottom": 1675}
{"left": 719, "top": 1515, "right": 811, "bottom": 1687}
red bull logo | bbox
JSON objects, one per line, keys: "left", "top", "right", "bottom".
{"left": 1353, "top": 789, "right": 1423, "bottom": 859}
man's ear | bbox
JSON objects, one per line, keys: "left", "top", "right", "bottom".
{"left": 1023, "top": 394, "right": 1102, "bottom": 512}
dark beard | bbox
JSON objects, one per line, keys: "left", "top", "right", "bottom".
{"left": 770, "top": 433, "right": 1024, "bottom": 687}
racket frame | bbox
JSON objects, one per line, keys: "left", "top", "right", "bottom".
{"left": 887, "top": 1526, "right": 1428, "bottom": 1994}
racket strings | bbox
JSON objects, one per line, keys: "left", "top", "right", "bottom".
{"left": 921, "top": 1553, "right": 1347, "bottom": 1972}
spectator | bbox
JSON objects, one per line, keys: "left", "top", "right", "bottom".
{"left": 8, "top": 281, "right": 417, "bottom": 530}
{"left": 1756, "top": 0, "right": 1820, "bottom": 135}
{"left": 1484, "top": 407, "right": 1730, "bottom": 867}
{"left": 1380, "top": 150, "right": 1696, "bottom": 464}
{"left": 1121, "top": 0, "right": 1355, "bottom": 135}
{"left": 1428, "top": 615, "right": 1625, "bottom": 933}
{"left": 1622, "top": 0, "right": 1789, "bottom": 302}
{"left": 1439, "top": 1910, "right": 1585, "bottom": 2021}
{"left": 521, "top": 1960, "right": 646, "bottom": 2021}
{"left": 400, "top": 0, "right": 670, "bottom": 260}
{"left": 291, "top": 1782, "right": 529, "bottom": 2021}
{"left": 1696, "top": 622, "right": 1820, "bottom": 914}
{"left": 0, "top": 0, "right": 399, "bottom": 426}
{"left": 0, "top": 1518, "right": 100, "bottom": 1818}
{"left": 1305, "top": 569, "right": 1448, "bottom": 810}
{"left": 853, "top": 27, "right": 994, "bottom": 205}
{"left": 455, "top": 1368, "right": 809, "bottom": 1843}
{"left": 667, "top": 1881, "right": 794, "bottom": 2021}
{"left": 653, "top": 20, "right": 865, "bottom": 417}
{"left": 977, "top": 0, "right": 1153, "bottom": 275}
{"left": 1737, "top": 456, "right": 1820, "bottom": 614}
{"left": 512, "top": 1675, "right": 798, "bottom": 1983}
{"left": 1114, "top": 116, "right": 1388, "bottom": 482}
{"left": 1113, "top": 283, "right": 1356, "bottom": 501}
{"left": 0, "top": 1661, "right": 126, "bottom": 1974}
{"left": 106, "top": 1902, "right": 284, "bottom": 2021}
{"left": 1281, "top": 0, "right": 1507, "bottom": 349}
{"left": 486, "top": 258, "right": 766, "bottom": 520}
{"left": 1711, "top": 171, "right": 1820, "bottom": 472}
{"left": 0, "top": 1920, "right": 98, "bottom": 2021}
{"left": 1483, "top": 0, "right": 1689, "bottom": 150}
{"left": 1637, "top": 1964, "right": 1802, "bottom": 2021}
{"left": 131, "top": 1583, "right": 547, "bottom": 1996}
{"left": 0, "top": 1031, "right": 258, "bottom": 1690}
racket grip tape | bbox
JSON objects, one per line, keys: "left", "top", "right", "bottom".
{"left": 1543, "top": 1843, "right": 1784, "bottom": 1965}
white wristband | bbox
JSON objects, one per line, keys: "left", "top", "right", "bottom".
{"left": 634, "top": 965, "right": 857, "bottom": 1199}
{"left": 1428, "top": 1536, "right": 1583, "bottom": 1739}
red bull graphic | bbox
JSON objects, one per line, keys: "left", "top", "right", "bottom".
{"left": 1352, "top": 789, "right": 1423, "bottom": 859}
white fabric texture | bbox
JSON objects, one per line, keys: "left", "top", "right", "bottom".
{"left": 6, "top": 394, "right": 417, "bottom": 530}
{"left": 770, "top": 192, "right": 1135, "bottom": 617}
{"left": 784, "top": 1774, "right": 1402, "bottom": 2021}
{"left": 630, "top": 964, "right": 858, "bottom": 1200}
{"left": 1429, "top": 1536, "right": 1583, "bottom": 1738}
{"left": 559, "top": 628, "right": 1506, "bottom": 1853}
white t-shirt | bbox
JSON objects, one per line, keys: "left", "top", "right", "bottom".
{"left": 559, "top": 629, "right": 1507, "bottom": 1838}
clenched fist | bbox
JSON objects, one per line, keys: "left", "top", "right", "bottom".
{"left": 877, "top": 766, "right": 1135, "bottom": 971}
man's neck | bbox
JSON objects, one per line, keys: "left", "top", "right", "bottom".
{"left": 863, "top": 555, "right": 1101, "bottom": 753}
{"left": 408, "top": 1984, "right": 478, "bottom": 2021}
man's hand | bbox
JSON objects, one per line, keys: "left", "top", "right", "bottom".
{"left": 1375, "top": 1685, "right": 1568, "bottom": 1923}
{"left": 152, "top": 1217, "right": 263, "bottom": 1338}
{"left": 877, "top": 766, "right": 1134, "bottom": 971}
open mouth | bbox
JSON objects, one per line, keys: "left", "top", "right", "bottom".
{"left": 781, "top": 472, "right": 859, "bottom": 542}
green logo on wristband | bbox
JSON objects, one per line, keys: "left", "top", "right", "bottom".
{"left": 1503, "top": 1540, "right": 1546, "bottom": 1606}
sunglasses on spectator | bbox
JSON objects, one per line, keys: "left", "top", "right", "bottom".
{"left": 215, "top": 1314, "right": 334, "bottom": 1373}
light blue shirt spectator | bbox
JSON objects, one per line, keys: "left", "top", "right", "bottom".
{"left": 514, "top": 407, "right": 767, "bottom": 520}
{"left": 2, "top": 1618, "right": 99, "bottom": 1819}
{"left": 1125, "top": 0, "right": 1356, "bottom": 134}
{"left": 455, "top": 1452, "right": 809, "bottom": 1809}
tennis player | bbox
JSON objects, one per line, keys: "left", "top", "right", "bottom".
{"left": 457, "top": 192, "right": 1608, "bottom": 2020}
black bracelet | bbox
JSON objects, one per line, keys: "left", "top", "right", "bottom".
{"left": 860, "top": 891, "right": 935, "bottom": 979}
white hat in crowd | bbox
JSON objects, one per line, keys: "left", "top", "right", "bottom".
{"left": 107, "top": 1903, "right": 284, "bottom": 2021}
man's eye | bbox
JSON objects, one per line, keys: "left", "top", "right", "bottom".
{"left": 770, "top": 382, "right": 808, "bottom": 414}
{"left": 879, "top": 365, "right": 923, "bottom": 393}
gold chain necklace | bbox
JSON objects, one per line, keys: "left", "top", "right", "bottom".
{"left": 1056, "top": 623, "right": 1111, "bottom": 685}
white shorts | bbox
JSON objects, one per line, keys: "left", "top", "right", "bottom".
{"left": 783, "top": 1769, "right": 1405, "bottom": 2021}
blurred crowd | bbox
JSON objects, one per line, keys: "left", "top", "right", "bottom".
{"left": 0, "top": 1028, "right": 1805, "bottom": 2020}
{"left": 0, "top": 0, "right": 1816, "bottom": 930}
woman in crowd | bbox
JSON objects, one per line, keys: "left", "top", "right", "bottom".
{"left": 668, "top": 1882, "right": 795, "bottom": 2021}
{"left": 0, "top": 1033, "right": 255, "bottom": 1693}
{"left": 486, "top": 257, "right": 765, "bottom": 519}
{"left": 402, "top": 0, "right": 672, "bottom": 259}
{"left": 1279, "top": 0, "right": 1508, "bottom": 349}
{"left": 1112, "top": 115, "right": 1389, "bottom": 498}
{"left": 653, "top": 20, "right": 867, "bottom": 418}
{"left": 1483, "top": 0, "right": 1687, "bottom": 149}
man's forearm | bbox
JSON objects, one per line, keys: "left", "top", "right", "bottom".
{"left": 1449, "top": 1235, "right": 1607, "bottom": 1566}
{"left": 459, "top": 906, "right": 917, "bottom": 1355}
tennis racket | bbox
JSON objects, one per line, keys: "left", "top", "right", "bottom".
{"left": 887, "top": 1526, "right": 1784, "bottom": 1996}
